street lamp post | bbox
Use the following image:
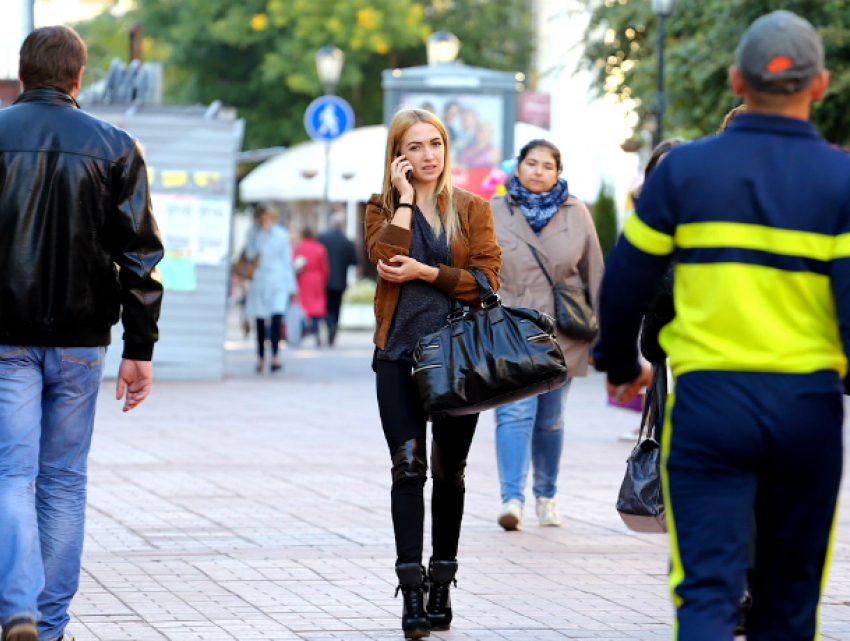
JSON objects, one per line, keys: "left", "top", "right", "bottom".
{"left": 315, "top": 46, "right": 344, "bottom": 226}
{"left": 651, "top": 0, "right": 675, "bottom": 149}
{"left": 426, "top": 32, "right": 460, "bottom": 66}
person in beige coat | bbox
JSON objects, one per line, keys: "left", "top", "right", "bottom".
{"left": 491, "top": 139, "right": 604, "bottom": 530}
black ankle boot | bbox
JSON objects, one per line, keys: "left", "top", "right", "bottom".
{"left": 395, "top": 563, "right": 430, "bottom": 639}
{"left": 426, "top": 559, "right": 458, "bottom": 631}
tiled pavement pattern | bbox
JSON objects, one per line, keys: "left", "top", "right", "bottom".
{"left": 65, "top": 330, "right": 850, "bottom": 640}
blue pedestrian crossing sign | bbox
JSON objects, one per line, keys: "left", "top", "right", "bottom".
{"left": 304, "top": 95, "right": 355, "bottom": 141}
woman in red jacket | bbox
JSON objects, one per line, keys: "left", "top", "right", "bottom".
{"left": 293, "top": 228, "right": 330, "bottom": 346}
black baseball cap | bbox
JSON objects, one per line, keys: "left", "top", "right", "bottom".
{"left": 736, "top": 10, "right": 824, "bottom": 94}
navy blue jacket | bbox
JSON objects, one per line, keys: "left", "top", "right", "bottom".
{"left": 593, "top": 113, "right": 850, "bottom": 385}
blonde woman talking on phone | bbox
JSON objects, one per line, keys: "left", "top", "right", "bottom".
{"left": 365, "top": 107, "right": 501, "bottom": 639}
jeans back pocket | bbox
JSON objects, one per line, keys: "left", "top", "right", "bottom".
{"left": 0, "top": 347, "right": 27, "bottom": 377}
{"left": 61, "top": 347, "right": 106, "bottom": 394}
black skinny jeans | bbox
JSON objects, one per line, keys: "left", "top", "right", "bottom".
{"left": 376, "top": 359, "right": 477, "bottom": 566}
{"left": 256, "top": 314, "right": 282, "bottom": 358}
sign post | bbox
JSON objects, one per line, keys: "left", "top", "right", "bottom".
{"left": 304, "top": 95, "right": 354, "bottom": 226}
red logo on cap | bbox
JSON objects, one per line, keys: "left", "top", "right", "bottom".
{"left": 767, "top": 56, "right": 794, "bottom": 74}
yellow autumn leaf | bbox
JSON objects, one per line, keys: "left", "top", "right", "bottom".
{"left": 374, "top": 37, "right": 389, "bottom": 55}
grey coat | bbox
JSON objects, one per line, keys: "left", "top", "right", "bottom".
{"left": 491, "top": 194, "right": 604, "bottom": 378}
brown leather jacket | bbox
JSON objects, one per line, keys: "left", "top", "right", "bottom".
{"left": 365, "top": 187, "right": 502, "bottom": 349}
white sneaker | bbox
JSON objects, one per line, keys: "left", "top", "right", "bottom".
{"left": 536, "top": 497, "right": 562, "bottom": 527}
{"left": 498, "top": 499, "right": 523, "bottom": 531}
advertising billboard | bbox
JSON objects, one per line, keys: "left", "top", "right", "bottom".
{"left": 383, "top": 66, "right": 518, "bottom": 197}
{"left": 401, "top": 91, "right": 504, "bottom": 195}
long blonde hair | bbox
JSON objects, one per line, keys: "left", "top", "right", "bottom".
{"left": 381, "top": 107, "right": 459, "bottom": 242}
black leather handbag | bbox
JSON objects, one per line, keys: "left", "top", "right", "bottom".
{"left": 411, "top": 269, "right": 568, "bottom": 418}
{"left": 526, "top": 244, "right": 598, "bottom": 342}
{"left": 616, "top": 363, "right": 668, "bottom": 533}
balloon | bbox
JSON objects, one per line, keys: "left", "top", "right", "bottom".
{"left": 481, "top": 184, "right": 497, "bottom": 198}
{"left": 495, "top": 184, "right": 507, "bottom": 196}
{"left": 490, "top": 169, "right": 507, "bottom": 183}
{"left": 501, "top": 158, "right": 517, "bottom": 175}
{"left": 480, "top": 175, "right": 497, "bottom": 198}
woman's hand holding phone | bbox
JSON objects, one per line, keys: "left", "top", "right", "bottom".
{"left": 392, "top": 153, "right": 415, "bottom": 200}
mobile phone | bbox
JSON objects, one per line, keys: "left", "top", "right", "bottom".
{"left": 396, "top": 152, "right": 412, "bottom": 182}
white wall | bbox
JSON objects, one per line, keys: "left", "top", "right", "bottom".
{"left": 533, "top": 0, "right": 639, "bottom": 221}
{"left": 0, "top": 0, "right": 31, "bottom": 80}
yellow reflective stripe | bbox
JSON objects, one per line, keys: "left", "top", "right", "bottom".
{"left": 834, "top": 233, "right": 850, "bottom": 259}
{"left": 623, "top": 213, "right": 675, "bottom": 256}
{"left": 661, "top": 392, "right": 684, "bottom": 638}
{"left": 815, "top": 501, "right": 839, "bottom": 641}
{"left": 676, "top": 222, "right": 834, "bottom": 261}
{"left": 660, "top": 263, "right": 847, "bottom": 378}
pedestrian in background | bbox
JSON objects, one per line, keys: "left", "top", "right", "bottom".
{"left": 318, "top": 214, "right": 358, "bottom": 346}
{"left": 294, "top": 228, "right": 330, "bottom": 347}
{"left": 366, "top": 107, "right": 501, "bottom": 639}
{"left": 0, "top": 26, "right": 163, "bottom": 641}
{"left": 593, "top": 11, "right": 849, "bottom": 640}
{"left": 490, "top": 139, "right": 604, "bottom": 531}
{"left": 244, "top": 204, "right": 296, "bottom": 372}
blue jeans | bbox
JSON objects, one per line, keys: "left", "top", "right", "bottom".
{"left": 495, "top": 382, "right": 571, "bottom": 503}
{"left": 0, "top": 346, "right": 105, "bottom": 641}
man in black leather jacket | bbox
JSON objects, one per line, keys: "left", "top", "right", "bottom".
{"left": 0, "top": 26, "right": 163, "bottom": 641}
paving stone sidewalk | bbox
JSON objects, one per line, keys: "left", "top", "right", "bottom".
{"left": 66, "top": 330, "right": 850, "bottom": 641}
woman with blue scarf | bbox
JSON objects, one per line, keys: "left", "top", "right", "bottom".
{"left": 490, "top": 139, "right": 604, "bottom": 530}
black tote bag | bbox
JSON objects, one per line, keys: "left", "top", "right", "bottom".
{"left": 616, "top": 363, "right": 668, "bottom": 533}
{"left": 411, "top": 269, "right": 568, "bottom": 418}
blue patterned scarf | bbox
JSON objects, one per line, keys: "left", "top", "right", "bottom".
{"left": 507, "top": 175, "right": 570, "bottom": 235}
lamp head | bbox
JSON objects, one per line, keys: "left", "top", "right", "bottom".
{"left": 426, "top": 32, "right": 460, "bottom": 66}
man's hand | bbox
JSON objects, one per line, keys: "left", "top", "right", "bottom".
{"left": 116, "top": 359, "right": 153, "bottom": 412}
{"left": 607, "top": 361, "right": 652, "bottom": 406}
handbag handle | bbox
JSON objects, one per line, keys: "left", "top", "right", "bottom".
{"left": 468, "top": 268, "right": 500, "bottom": 308}
{"left": 635, "top": 362, "right": 667, "bottom": 443}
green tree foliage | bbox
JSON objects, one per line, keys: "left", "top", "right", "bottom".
{"left": 74, "top": 0, "right": 532, "bottom": 151}
{"left": 580, "top": 0, "right": 850, "bottom": 144}
{"left": 427, "top": 0, "right": 533, "bottom": 71}
{"left": 592, "top": 181, "right": 618, "bottom": 259}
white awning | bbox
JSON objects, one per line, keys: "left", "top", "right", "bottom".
{"left": 239, "top": 125, "right": 387, "bottom": 203}
{"left": 240, "top": 122, "right": 601, "bottom": 204}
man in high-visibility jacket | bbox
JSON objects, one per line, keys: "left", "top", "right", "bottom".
{"left": 593, "top": 11, "right": 850, "bottom": 641}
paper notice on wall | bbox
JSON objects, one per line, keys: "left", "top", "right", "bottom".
{"left": 195, "top": 199, "right": 231, "bottom": 265}
{"left": 151, "top": 194, "right": 231, "bottom": 266}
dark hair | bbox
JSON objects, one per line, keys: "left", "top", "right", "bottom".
{"left": 301, "top": 227, "right": 315, "bottom": 240}
{"left": 644, "top": 138, "right": 685, "bottom": 178}
{"left": 19, "top": 26, "right": 87, "bottom": 94}
{"left": 254, "top": 202, "right": 277, "bottom": 219}
{"left": 518, "top": 139, "right": 563, "bottom": 174}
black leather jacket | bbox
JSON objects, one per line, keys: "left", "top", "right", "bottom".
{"left": 0, "top": 87, "right": 163, "bottom": 360}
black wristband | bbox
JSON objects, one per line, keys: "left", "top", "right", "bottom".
{"left": 395, "top": 203, "right": 414, "bottom": 212}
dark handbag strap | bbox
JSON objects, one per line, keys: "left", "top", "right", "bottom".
{"left": 504, "top": 195, "right": 561, "bottom": 289}
{"left": 525, "top": 243, "right": 555, "bottom": 288}
{"left": 468, "top": 268, "right": 499, "bottom": 305}
{"left": 636, "top": 363, "right": 668, "bottom": 443}
{"left": 636, "top": 378, "right": 656, "bottom": 443}
{"left": 445, "top": 269, "right": 503, "bottom": 332}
